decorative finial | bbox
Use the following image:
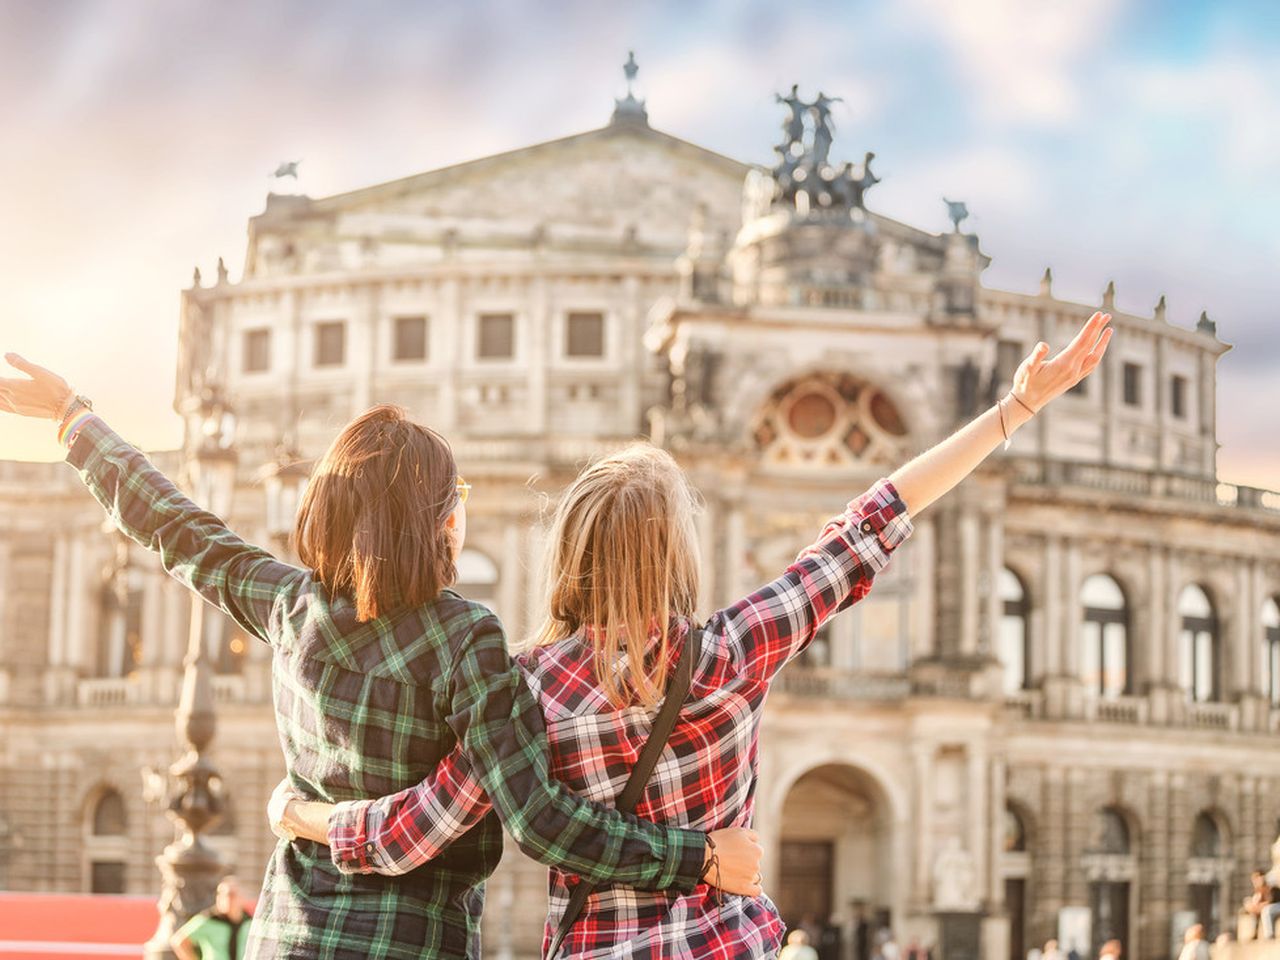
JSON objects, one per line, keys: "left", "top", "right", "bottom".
{"left": 1154, "top": 294, "right": 1167, "bottom": 322}
{"left": 1102, "top": 279, "right": 1116, "bottom": 310}
{"left": 942, "top": 198, "right": 969, "bottom": 233}
{"left": 1040, "top": 267, "right": 1053, "bottom": 297}
{"left": 271, "top": 160, "right": 300, "bottom": 180}
{"left": 216, "top": 257, "right": 228, "bottom": 284}
{"left": 192, "top": 266, "right": 202, "bottom": 288}
{"left": 1197, "top": 310, "right": 1217, "bottom": 336}
{"left": 611, "top": 51, "right": 649, "bottom": 126}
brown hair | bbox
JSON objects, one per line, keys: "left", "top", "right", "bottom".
{"left": 527, "top": 443, "right": 701, "bottom": 707}
{"left": 295, "top": 404, "right": 459, "bottom": 621}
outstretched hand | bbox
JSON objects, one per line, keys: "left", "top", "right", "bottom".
{"left": 1011, "top": 311, "right": 1113, "bottom": 412}
{"left": 0, "top": 353, "right": 74, "bottom": 420}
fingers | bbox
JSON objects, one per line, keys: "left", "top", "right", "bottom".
{"left": 1080, "top": 327, "right": 1114, "bottom": 374}
{"left": 1060, "top": 312, "right": 1111, "bottom": 361}
{"left": 3, "top": 352, "right": 41, "bottom": 377}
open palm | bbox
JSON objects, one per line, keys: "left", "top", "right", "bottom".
{"left": 1013, "top": 312, "right": 1113, "bottom": 411}
{"left": 0, "top": 353, "right": 74, "bottom": 420}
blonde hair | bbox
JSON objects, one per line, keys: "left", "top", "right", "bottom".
{"left": 529, "top": 443, "right": 701, "bottom": 707}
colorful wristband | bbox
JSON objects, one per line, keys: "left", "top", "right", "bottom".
{"left": 57, "top": 409, "right": 96, "bottom": 448}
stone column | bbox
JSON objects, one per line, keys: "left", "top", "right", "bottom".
{"left": 913, "top": 517, "right": 937, "bottom": 662}
{"left": 1165, "top": 553, "right": 1185, "bottom": 723}
{"left": 982, "top": 510, "right": 1004, "bottom": 657}
{"left": 47, "top": 535, "right": 69, "bottom": 676}
{"left": 989, "top": 756, "right": 1007, "bottom": 907}
{"left": 620, "top": 274, "right": 643, "bottom": 430}
{"left": 967, "top": 745, "right": 989, "bottom": 905}
{"left": 438, "top": 277, "right": 461, "bottom": 430}
{"left": 1064, "top": 766, "right": 1087, "bottom": 905}
{"left": 1060, "top": 540, "right": 1083, "bottom": 717}
{"left": 959, "top": 508, "right": 981, "bottom": 655}
{"left": 527, "top": 275, "right": 549, "bottom": 434}
{"left": 1041, "top": 536, "right": 1065, "bottom": 716}
{"left": 351, "top": 282, "right": 379, "bottom": 416}
{"left": 913, "top": 744, "right": 934, "bottom": 899}
{"left": 1155, "top": 336, "right": 1169, "bottom": 469}
{"left": 1147, "top": 548, "right": 1167, "bottom": 695}
{"left": 498, "top": 523, "right": 522, "bottom": 636}
{"left": 65, "top": 536, "right": 91, "bottom": 675}
{"left": 1041, "top": 766, "right": 1067, "bottom": 910}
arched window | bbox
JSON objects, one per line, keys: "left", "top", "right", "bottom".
{"left": 1004, "top": 806, "right": 1028, "bottom": 853}
{"left": 1263, "top": 598, "right": 1280, "bottom": 708}
{"left": 1190, "top": 812, "right": 1223, "bottom": 858}
{"left": 1179, "top": 585, "right": 1219, "bottom": 703}
{"left": 456, "top": 549, "right": 499, "bottom": 606}
{"left": 999, "top": 569, "right": 1030, "bottom": 695}
{"left": 92, "top": 790, "right": 127, "bottom": 836}
{"left": 1188, "top": 811, "right": 1230, "bottom": 939}
{"left": 1081, "top": 575, "right": 1129, "bottom": 699}
{"left": 1088, "top": 807, "right": 1130, "bottom": 855}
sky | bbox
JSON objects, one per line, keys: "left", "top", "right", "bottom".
{"left": 0, "top": 0, "right": 1277, "bottom": 488}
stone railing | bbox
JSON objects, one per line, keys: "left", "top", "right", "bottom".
{"left": 1215, "top": 938, "right": 1280, "bottom": 960}
{"left": 1010, "top": 458, "right": 1280, "bottom": 515}
{"left": 76, "top": 677, "right": 138, "bottom": 708}
{"left": 775, "top": 668, "right": 911, "bottom": 701}
{"left": 1003, "top": 690, "right": 1043, "bottom": 719}
{"left": 1084, "top": 695, "right": 1148, "bottom": 725}
{"left": 1187, "top": 700, "right": 1238, "bottom": 731}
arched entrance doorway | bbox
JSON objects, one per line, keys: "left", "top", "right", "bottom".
{"left": 776, "top": 764, "right": 894, "bottom": 960}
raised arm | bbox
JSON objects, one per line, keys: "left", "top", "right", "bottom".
{"left": 721, "top": 312, "right": 1112, "bottom": 682}
{"left": 888, "top": 312, "right": 1112, "bottom": 515}
{"left": 0, "top": 353, "right": 306, "bottom": 642}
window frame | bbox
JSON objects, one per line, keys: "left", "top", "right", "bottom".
{"left": 313, "top": 320, "right": 347, "bottom": 368}
{"left": 391, "top": 315, "right": 429, "bottom": 363}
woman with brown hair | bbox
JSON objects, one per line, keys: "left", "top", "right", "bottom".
{"left": 0, "top": 357, "right": 763, "bottom": 959}
{"left": 272, "top": 314, "right": 1113, "bottom": 957}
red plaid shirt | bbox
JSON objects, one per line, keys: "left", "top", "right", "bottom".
{"left": 330, "top": 479, "right": 913, "bottom": 958}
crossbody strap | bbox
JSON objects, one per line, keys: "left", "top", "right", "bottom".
{"left": 544, "top": 627, "right": 705, "bottom": 960}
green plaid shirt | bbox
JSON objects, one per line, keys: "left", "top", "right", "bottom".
{"left": 67, "top": 417, "right": 705, "bottom": 959}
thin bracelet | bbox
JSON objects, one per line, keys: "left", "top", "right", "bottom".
{"left": 1007, "top": 392, "right": 1036, "bottom": 417}
{"left": 996, "top": 397, "right": 1011, "bottom": 450}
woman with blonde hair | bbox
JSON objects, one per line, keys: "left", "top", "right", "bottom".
{"left": 274, "top": 313, "right": 1113, "bottom": 957}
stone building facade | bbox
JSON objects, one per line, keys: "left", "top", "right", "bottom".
{"left": 2, "top": 67, "right": 1280, "bottom": 960}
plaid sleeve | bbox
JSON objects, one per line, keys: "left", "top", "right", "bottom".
{"left": 714, "top": 477, "right": 913, "bottom": 684}
{"left": 328, "top": 748, "right": 493, "bottom": 876}
{"left": 65, "top": 416, "right": 305, "bottom": 643}
{"left": 444, "top": 617, "right": 706, "bottom": 892}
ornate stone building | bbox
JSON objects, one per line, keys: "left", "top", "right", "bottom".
{"left": 2, "top": 62, "right": 1279, "bottom": 960}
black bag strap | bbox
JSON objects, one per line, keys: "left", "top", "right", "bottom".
{"left": 545, "top": 627, "right": 704, "bottom": 960}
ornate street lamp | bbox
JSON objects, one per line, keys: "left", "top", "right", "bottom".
{"left": 144, "top": 387, "right": 237, "bottom": 959}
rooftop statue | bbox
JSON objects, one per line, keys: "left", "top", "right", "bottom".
{"left": 943, "top": 197, "right": 969, "bottom": 233}
{"left": 770, "top": 86, "right": 876, "bottom": 214}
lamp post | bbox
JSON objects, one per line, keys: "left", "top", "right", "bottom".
{"left": 144, "top": 387, "right": 237, "bottom": 959}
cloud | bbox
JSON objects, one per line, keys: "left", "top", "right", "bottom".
{"left": 897, "top": 0, "right": 1125, "bottom": 125}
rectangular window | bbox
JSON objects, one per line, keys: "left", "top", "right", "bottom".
{"left": 393, "top": 316, "right": 428, "bottom": 361}
{"left": 91, "top": 861, "right": 126, "bottom": 894}
{"left": 314, "top": 321, "right": 346, "bottom": 367}
{"left": 477, "top": 313, "right": 515, "bottom": 359}
{"left": 243, "top": 328, "right": 270, "bottom": 373}
{"left": 996, "top": 339, "right": 1023, "bottom": 386}
{"left": 566, "top": 312, "right": 605, "bottom": 358}
{"left": 1171, "top": 374, "right": 1188, "bottom": 419}
{"left": 1122, "top": 362, "right": 1142, "bottom": 406}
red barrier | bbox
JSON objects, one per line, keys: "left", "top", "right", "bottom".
{"left": 0, "top": 893, "right": 155, "bottom": 959}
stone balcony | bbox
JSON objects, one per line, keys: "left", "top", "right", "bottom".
{"left": 1009, "top": 456, "right": 1280, "bottom": 515}
{"left": 776, "top": 667, "right": 1280, "bottom": 737}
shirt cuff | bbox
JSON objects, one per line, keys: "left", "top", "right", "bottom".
{"left": 328, "top": 800, "right": 380, "bottom": 875}
{"left": 668, "top": 828, "right": 708, "bottom": 894}
{"left": 63, "top": 414, "right": 115, "bottom": 467}
{"left": 850, "top": 478, "right": 913, "bottom": 552}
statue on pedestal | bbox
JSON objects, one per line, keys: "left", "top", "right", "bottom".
{"left": 933, "top": 837, "right": 980, "bottom": 912}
